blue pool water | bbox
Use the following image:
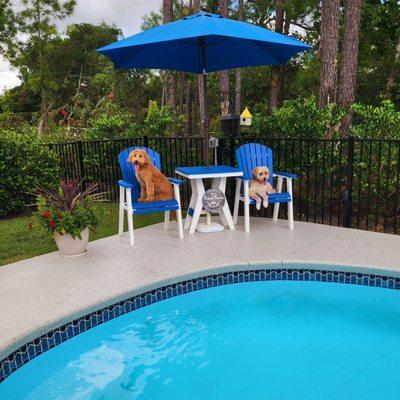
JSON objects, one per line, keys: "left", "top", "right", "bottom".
{"left": 2, "top": 280, "right": 400, "bottom": 399}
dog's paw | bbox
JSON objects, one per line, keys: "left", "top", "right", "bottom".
{"left": 145, "top": 196, "right": 155, "bottom": 202}
{"left": 263, "top": 200, "right": 269, "bottom": 208}
{"left": 256, "top": 201, "right": 261, "bottom": 210}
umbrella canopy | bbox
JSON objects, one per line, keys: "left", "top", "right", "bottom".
{"left": 97, "top": 11, "right": 311, "bottom": 73}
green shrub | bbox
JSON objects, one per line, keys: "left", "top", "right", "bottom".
{"left": 145, "top": 100, "right": 177, "bottom": 136}
{"left": 0, "top": 129, "right": 58, "bottom": 216}
{"left": 351, "top": 100, "right": 400, "bottom": 139}
{"left": 83, "top": 103, "right": 143, "bottom": 140}
{"left": 251, "top": 97, "right": 346, "bottom": 138}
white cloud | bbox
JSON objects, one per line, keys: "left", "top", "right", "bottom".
{"left": 0, "top": 0, "right": 162, "bottom": 94}
{"left": 0, "top": 57, "right": 21, "bottom": 94}
{"left": 61, "top": 0, "right": 162, "bottom": 36}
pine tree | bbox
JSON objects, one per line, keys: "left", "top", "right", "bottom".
{"left": 162, "top": 0, "right": 176, "bottom": 117}
{"left": 268, "top": 0, "right": 285, "bottom": 114}
{"left": 318, "top": 0, "right": 340, "bottom": 108}
{"left": 16, "top": 0, "right": 76, "bottom": 133}
{"left": 338, "top": 0, "right": 362, "bottom": 136}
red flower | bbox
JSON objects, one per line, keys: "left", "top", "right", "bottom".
{"left": 43, "top": 210, "right": 51, "bottom": 219}
{"left": 48, "top": 220, "right": 56, "bottom": 229}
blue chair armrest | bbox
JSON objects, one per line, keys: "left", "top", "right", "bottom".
{"left": 274, "top": 171, "right": 297, "bottom": 179}
{"left": 118, "top": 179, "right": 134, "bottom": 189}
{"left": 168, "top": 177, "right": 183, "bottom": 185}
{"left": 239, "top": 175, "right": 251, "bottom": 181}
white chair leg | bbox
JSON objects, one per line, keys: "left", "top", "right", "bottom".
{"left": 118, "top": 186, "right": 125, "bottom": 235}
{"left": 272, "top": 203, "right": 280, "bottom": 222}
{"left": 177, "top": 209, "right": 184, "bottom": 239}
{"left": 243, "top": 180, "right": 250, "bottom": 233}
{"left": 173, "top": 184, "right": 184, "bottom": 239}
{"left": 164, "top": 211, "right": 170, "bottom": 230}
{"left": 287, "top": 178, "right": 294, "bottom": 230}
{"left": 126, "top": 189, "right": 134, "bottom": 245}
{"left": 233, "top": 178, "right": 241, "bottom": 224}
{"left": 273, "top": 176, "right": 283, "bottom": 222}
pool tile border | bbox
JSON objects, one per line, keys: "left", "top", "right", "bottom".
{"left": 1, "top": 267, "right": 400, "bottom": 383}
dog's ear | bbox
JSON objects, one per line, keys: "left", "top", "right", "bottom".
{"left": 127, "top": 151, "right": 135, "bottom": 164}
{"left": 252, "top": 167, "right": 259, "bottom": 180}
{"left": 142, "top": 151, "right": 151, "bottom": 165}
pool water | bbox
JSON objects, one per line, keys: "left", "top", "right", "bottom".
{"left": 2, "top": 280, "right": 400, "bottom": 399}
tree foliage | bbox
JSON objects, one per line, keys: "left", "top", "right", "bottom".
{"left": 0, "top": 0, "right": 399, "bottom": 140}
{"left": 0, "top": 128, "right": 58, "bottom": 216}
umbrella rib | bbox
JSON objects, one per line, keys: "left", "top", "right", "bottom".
{"left": 250, "top": 40, "right": 286, "bottom": 64}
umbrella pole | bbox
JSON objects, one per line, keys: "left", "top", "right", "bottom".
{"left": 199, "top": 72, "right": 209, "bottom": 164}
{"left": 199, "top": 36, "right": 209, "bottom": 164}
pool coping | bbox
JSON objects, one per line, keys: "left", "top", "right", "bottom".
{"left": 2, "top": 261, "right": 400, "bottom": 383}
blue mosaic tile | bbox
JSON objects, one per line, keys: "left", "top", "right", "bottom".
{"left": 2, "top": 267, "right": 400, "bottom": 384}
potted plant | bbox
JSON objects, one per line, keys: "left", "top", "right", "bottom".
{"left": 36, "top": 180, "right": 103, "bottom": 256}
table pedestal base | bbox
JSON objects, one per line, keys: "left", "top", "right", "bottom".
{"left": 196, "top": 222, "right": 225, "bottom": 233}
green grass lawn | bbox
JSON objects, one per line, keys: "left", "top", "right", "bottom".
{"left": 0, "top": 203, "right": 164, "bottom": 266}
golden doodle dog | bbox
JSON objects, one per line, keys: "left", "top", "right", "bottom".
{"left": 128, "top": 149, "right": 174, "bottom": 202}
{"left": 249, "top": 166, "right": 275, "bottom": 210}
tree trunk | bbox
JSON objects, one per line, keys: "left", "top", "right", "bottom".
{"left": 268, "top": 0, "right": 285, "bottom": 114}
{"left": 278, "top": 10, "right": 291, "bottom": 104}
{"left": 38, "top": 100, "right": 51, "bottom": 135}
{"left": 385, "top": 31, "right": 400, "bottom": 98}
{"left": 318, "top": 0, "right": 340, "bottom": 108}
{"left": 193, "top": 0, "right": 201, "bottom": 12}
{"left": 219, "top": 0, "right": 230, "bottom": 116}
{"left": 337, "top": 0, "right": 362, "bottom": 137}
{"left": 163, "top": 0, "right": 176, "bottom": 130}
{"left": 235, "top": 0, "right": 244, "bottom": 115}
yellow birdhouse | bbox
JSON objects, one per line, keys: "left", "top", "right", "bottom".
{"left": 240, "top": 107, "right": 252, "bottom": 126}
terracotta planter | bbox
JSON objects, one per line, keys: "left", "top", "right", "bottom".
{"left": 54, "top": 228, "right": 89, "bottom": 257}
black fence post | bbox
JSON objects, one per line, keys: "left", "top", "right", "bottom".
{"left": 77, "top": 139, "right": 86, "bottom": 189}
{"left": 344, "top": 136, "right": 355, "bottom": 228}
{"left": 144, "top": 134, "right": 149, "bottom": 148}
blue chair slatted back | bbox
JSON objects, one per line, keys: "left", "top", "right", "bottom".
{"left": 236, "top": 143, "right": 274, "bottom": 185}
{"left": 118, "top": 147, "right": 161, "bottom": 202}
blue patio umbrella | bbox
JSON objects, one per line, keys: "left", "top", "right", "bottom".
{"left": 97, "top": 11, "right": 311, "bottom": 158}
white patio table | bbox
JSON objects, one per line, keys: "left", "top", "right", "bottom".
{"left": 175, "top": 166, "right": 243, "bottom": 234}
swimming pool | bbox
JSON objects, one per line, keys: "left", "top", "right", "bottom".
{"left": 1, "top": 276, "right": 400, "bottom": 399}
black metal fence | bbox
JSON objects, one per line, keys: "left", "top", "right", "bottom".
{"left": 49, "top": 136, "right": 400, "bottom": 235}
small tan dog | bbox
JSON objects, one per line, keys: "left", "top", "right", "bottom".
{"left": 128, "top": 149, "right": 174, "bottom": 202}
{"left": 249, "top": 166, "right": 275, "bottom": 210}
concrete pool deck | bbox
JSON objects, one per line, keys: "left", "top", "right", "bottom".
{"left": 0, "top": 217, "right": 399, "bottom": 360}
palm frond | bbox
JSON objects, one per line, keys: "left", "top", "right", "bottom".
{"left": 35, "top": 180, "right": 108, "bottom": 211}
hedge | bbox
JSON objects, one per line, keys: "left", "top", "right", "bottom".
{"left": 0, "top": 130, "right": 58, "bottom": 216}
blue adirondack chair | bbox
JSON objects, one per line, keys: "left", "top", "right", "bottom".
{"left": 233, "top": 143, "right": 296, "bottom": 232}
{"left": 118, "top": 146, "right": 184, "bottom": 245}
